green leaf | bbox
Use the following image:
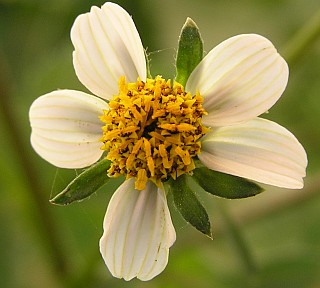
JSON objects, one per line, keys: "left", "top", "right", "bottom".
{"left": 165, "top": 174, "right": 212, "bottom": 238}
{"left": 175, "top": 18, "right": 203, "bottom": 86}
{"left": 50, "top": 159, "right": 113, "bottom": 205}
{"left": 192, "top": 166, "right": 264, "bottom": 199}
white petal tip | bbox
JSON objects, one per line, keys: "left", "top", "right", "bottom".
{"left": 187, "top": 34, "right": 289, "bottom": 126}
{"left": 99, "top": 180, "right": 176, "bottom": 281}
{"left": 199, "top": 118, "right": 307, "bottom": 190}
{"left": 71, "top": 2, "right": 146, "bottom": 98}
{"left": 29, "top": 90, "right": 107, "bottom": 169}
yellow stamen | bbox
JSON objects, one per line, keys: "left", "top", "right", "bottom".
{"left": 136, "top": 169, "right": 148, "bottom": 190}
{"left": 149, "top": 131, "right": 166, "bottom": 142}
{"left": 100, "top": 76, "right": 208, "bottom": 190}
{"left": 144, "top": 138, "right": 155, "bottom": 176}
{"left": 126, "top": 138, "right": 143, "bottom": 169}
{"left": 175, "top": 146, "right": 191, "bottom": 165}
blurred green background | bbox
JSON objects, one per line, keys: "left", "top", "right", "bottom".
{"left": 0, "top": 0, "right": 319, "bottom": 287}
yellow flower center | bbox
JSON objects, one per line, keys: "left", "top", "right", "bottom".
{"left": 100, "top": 76, "right": 208, "bottom": 190}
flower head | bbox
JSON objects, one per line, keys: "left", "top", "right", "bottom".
{"left": 100, "top": 76, "right": 208, "bottom": 190}
{"left": 29, "top": 2, "right": 307, "bottom": 281}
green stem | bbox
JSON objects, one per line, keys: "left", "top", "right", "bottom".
{"left": 217, "top": 202, "right": 257, "bottom": 274}
{"left": 0, "top": 57, "right": 68, "bottom": 282}
{"left": 282, "top": 9, "right": 320, "bottom": 66}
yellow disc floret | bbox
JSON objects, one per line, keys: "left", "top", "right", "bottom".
{"left": 100, "top": 76, "right": 208, "bottom": 190}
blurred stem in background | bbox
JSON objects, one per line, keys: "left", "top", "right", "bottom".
{"left": 216, "top": 201, "right": 261, "bottom": 288}
{"left": 0, "top": 57, "right": 68, "bottom": 284}
{"left": 217, "top": 202, "right": 257, "bottom": 274}
{"left": 283, "top": 9, "right": 320, "bottom": 66}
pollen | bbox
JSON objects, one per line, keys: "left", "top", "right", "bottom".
{"left": 100, "top": 76, "right": 208, "bottom": 190}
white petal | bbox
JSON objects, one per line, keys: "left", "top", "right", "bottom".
{"left": 199, "top": 118, "right": 307, "bottom": 189}
{"left": 71, "top": 2, "right": 146, "bottom": 99}
{"left": 99, "top": 179, "right": 176, "bottom": 281}
{"left": 186, "top": 34, "right": 289, "bottom": 126}
{"left": 29, "top": 90, "right": 108, "bottom": 168}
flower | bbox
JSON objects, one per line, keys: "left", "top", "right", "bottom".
{"left": 29, "top": 2, "right": 307, "bottom": 281}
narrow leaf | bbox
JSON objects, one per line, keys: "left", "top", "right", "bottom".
{"left": 165, "top": 174, "right": 212, "bottom": 238}
{"left": 175, "top": 18, "right": 203, "bottom": 86}
{"left": 192, "top": 166, "right": 264, "bottom": 199}
{"left": 50, "top": 159, "right": 112, "bottom": 205}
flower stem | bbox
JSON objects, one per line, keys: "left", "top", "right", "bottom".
{"left": 217, "top": 201, "right": 257, "bottom": 275}
{"left": 283, "top": 9, "right": 320, "bottom": 66}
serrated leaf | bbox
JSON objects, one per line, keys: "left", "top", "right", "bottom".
{"left": 192, "top": 166, "right": 264, "bottom": 199}
{"left": 50, "top": 159, "right": 112, "bottom": 205}
{"left": 175, "top": 18, "right": 203, "bottom": 86}
{"left": 165, "top": 174, "right": 212, "bottom": 238}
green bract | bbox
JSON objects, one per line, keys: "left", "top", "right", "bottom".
{"left": 165, "top": 175, "right": 212, "bottom": 238}
{"left": 50, "top": 159, "right": 116, "bottom": 205}
{"left": 192, "top": 164, "right": 264, "bottom": 199}
{"left": 175, "top": 18, "right": 203, "bottom": 86}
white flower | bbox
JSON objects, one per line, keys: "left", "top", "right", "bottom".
{"left": 29, "top": 1, "right": 307, "bottom": 281}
